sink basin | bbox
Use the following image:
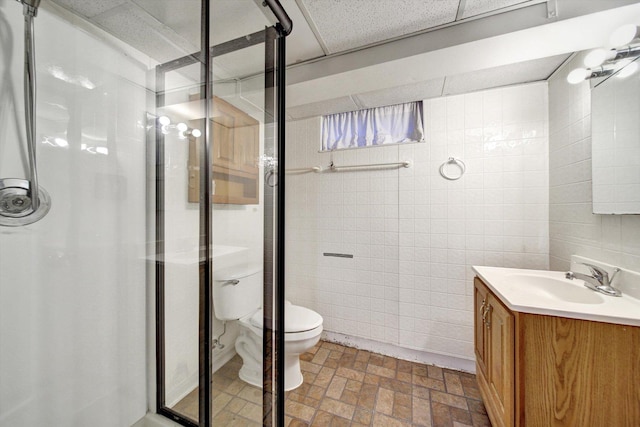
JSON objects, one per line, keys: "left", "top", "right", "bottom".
{"left": 505, "top": 274, "right": 605, "bottom": 304}
{"left": 473, "top": 264, "right": 640, "bottom": 327}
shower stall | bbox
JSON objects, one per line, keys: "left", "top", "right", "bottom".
{"left": 0, "top": 0, "right": 290, "bottom": 426}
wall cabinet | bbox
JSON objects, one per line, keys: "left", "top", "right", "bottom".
{"left": 474, "top": 277, "right": 640, "bottom": 427}
{"left": 188, "top": 96, "right": 259, "bottom": 204}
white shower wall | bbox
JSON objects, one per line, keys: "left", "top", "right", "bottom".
{"left": 285, "top": 82, "right": 549, "bottom": 366}
{"left": 0, "top": 4, "right": 150, "bottom": 426}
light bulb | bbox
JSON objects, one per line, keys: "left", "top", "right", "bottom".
{"left": 54, "top": 137, "right": 69, "bottom": 147}
{"left": 567, "top": 68, "right": 590, "bottom": 84}
{"left": 616, "top": 61, "right": 638, "bottom": 79}
{"left": 610, "top": 24, "right": 640, "bottom": 47}
{"left": 191, "top": 129, "right": 202, "bottom": 138}
{"left": 176, "top": 122, "right": 188, "bottom": 132}
{"left": 584, "top": 48, "right": 615, "bottom": 68}
{"left": 158, "top": 116, "right": 171, "bottom": 126}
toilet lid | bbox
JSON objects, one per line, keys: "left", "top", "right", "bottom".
{"left": 250, "top": 304, "right": 323, "bottom": 332}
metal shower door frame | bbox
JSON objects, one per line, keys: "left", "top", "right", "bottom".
{"left": 153, "top": 2, "right": 290, "bottom": 425}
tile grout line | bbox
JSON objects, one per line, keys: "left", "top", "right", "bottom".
{"left": 176, "top": 340, "right": 490, "bottom": 426}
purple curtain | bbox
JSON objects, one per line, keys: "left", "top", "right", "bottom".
{"left": 322, "top": 101, "right": 424, "bottom": 151}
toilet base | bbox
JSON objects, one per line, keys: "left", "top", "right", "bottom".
{"left": 234, "top": 322, "right": 321, "bottom": 392}
{"left": 283, "top": 354, "right": 304, "bottom": 391}
{"left": 238, "top": 364, "right": 262, "bottom": 389}
{"left": 236, "top": 345, "right": 306, "bottom": 391}
{"left": 238, "top": 356, "right": 304, "bottom": 391}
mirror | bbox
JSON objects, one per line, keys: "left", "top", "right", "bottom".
{"left": 591, "top": 58, "right": 640, "bottom": 214}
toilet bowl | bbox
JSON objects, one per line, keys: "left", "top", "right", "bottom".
{"left": 212, "top": 265, "right": 323, "bottom": 391}
{"left": 235, "top": 302, "right": 323, "bottom": 391}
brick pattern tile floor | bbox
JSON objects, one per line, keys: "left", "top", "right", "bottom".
{"left": 172, "top": 340, "right": 492, "bottom": 426}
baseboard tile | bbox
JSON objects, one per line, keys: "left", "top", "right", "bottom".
{"left": 322, "top": 331, "right": 476, "bottom": 373}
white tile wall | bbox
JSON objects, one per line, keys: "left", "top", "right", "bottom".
{"left": 285, "top": 82, "right": 549, "bottom": 361}
{"left": 548, "top": 53, "right": 640, "bottom": 272}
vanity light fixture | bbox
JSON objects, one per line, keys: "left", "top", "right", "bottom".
{"left": 583, "top": 48, "right": 616, "bottom": 68}
{"left": 609, "top": 24, "right": 640, "bottom": 47}
{"left": 156, "top": 116, "right": 200, "bottom": 139}
{"left": 567, "top": 63, "right": 618, "bottom": 84}
{"left": 568, "top": 24, "right": 640, "bottom": 84}
{"left": 583, "top": 45, "right": 640, "bottom": 68}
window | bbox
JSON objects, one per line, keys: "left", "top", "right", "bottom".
{"left": 321, "top": 101, "right": 424, "bottom": 151}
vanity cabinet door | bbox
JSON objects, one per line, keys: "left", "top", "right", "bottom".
{"left": 474, "top": 277, "right": 515, "bottom": 427}
{"left": 487, "top": 294, "right": 514, "bottom": 427}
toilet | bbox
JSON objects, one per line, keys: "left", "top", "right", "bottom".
{"left": 213, "top": 265, "right": 323, "bottom": 391}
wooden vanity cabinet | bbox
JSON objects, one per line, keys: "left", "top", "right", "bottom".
{"left": 187, "top": 96, "right": 259, "bottom": 204}
{"left": 474, "top": 276, "right": 640, "bottom": 427}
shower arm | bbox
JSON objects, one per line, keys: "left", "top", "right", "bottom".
{"left": 22, "top": 3, "right": 40, "bottom": 209}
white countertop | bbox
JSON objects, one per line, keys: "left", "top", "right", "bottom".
{"left": 472, "top": 265, "right": 640, "bottom": 327}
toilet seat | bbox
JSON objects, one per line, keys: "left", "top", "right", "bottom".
{"left": 249, "top": 303, "right": 323, "bottom": 332}
{"left": 239, "top": 304, "right": 323, "bottom": 342}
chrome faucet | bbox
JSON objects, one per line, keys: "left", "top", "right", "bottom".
{"left": 565, "top": 263, "right": 622, "bottom": 297}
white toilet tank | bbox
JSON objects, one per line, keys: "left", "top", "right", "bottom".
{"left": 212, "top": 264, "right": 262, "bottom": 321}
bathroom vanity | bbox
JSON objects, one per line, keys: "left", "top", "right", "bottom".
{"left": 473, "top": 265, "right": 640, "bottom": 427}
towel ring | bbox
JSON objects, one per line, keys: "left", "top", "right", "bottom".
{"left": 439, "top": 157, "right": 465, "bottom": 181}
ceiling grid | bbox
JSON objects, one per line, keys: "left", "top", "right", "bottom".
{"left": 47, "top": 0, "right": 640, "bottom": 119}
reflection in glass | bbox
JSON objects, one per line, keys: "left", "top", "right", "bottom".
{"left": 159, "top": 62, "right": 204, "bottom": 423}
{"left": 592, "top": 58, "right": 640, "bottom": 214}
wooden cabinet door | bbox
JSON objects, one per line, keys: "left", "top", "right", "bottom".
{"left": 487, "top": 295, "right": 514, "bottom": 427}
{"left": 211, "top": 97, "right": 259, "bottom": 174}
{"left": 211, "top": 102, "right": 238, "bottom": 171}
{"left": 474, "top": 277, "right": 515, "bottom": 427}
{"left": 187, "top": 97, "right": 259, "bottom": 204}
{"left": 234, "top": 121, "right": 259, "bottom": 174}
{"left": 474, "top": 278, "right": 489, "bottom": 378}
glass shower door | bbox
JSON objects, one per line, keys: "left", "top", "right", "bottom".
{"left": 208, "top": 32, "right": 273, "bottom": 426}
{"left": 155, "top": 60, "right": 206, "bottom": 425}
{"left": 155, "top": 1, "right": 287, "bottom": 425}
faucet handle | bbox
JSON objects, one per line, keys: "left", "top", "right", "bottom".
{"left": 609, "top": 267, "right": 621, "bottom": 284}
{"left": 580, "top": 262, "right": 608, "bottom": 280}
